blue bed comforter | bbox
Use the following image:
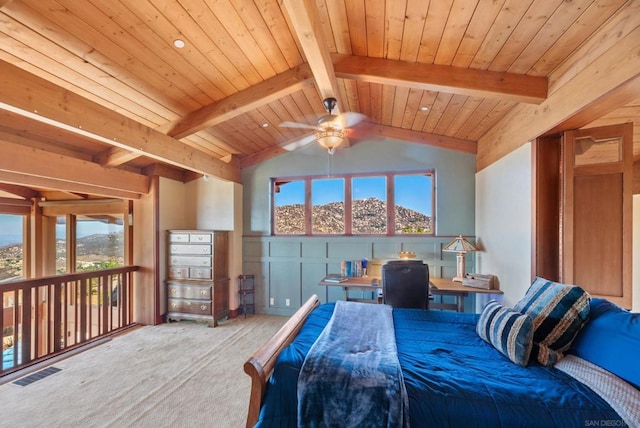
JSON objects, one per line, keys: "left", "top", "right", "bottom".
{"left": 256, "top": 303, "right": 621, "bottom": 427}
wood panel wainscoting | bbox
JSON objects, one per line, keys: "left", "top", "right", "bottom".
{"left": 242, "top": 236, "right": 477, "bottom": 316}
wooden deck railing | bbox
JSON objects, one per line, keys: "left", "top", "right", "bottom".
{"left": 1, "top": 266, "right": 139, "bottom": 376}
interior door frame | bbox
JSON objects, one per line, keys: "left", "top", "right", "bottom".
{"left": 561, "top": 123, "right": 633, "bottom": 308}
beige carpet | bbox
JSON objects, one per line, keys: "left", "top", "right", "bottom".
{"left": 0, "top": 314, "right": 288, "bottom": 428}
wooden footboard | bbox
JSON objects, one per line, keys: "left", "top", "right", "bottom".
{"left": 243, "top": 294, "right": 321, "bottom": 428}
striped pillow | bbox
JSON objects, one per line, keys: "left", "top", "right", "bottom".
{"left": 514, "top": 277, "right": 590, "bottom": 366}
{"left": 476, "top": 300, "right": 534, "bottom": 367}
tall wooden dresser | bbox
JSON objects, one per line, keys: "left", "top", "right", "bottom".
{"left": 166, "top": 230, "right": 229, "bottom": 327}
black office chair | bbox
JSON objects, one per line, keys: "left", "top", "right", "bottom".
{"left": 382, "top": 260, "right": 430, "bottom": 309}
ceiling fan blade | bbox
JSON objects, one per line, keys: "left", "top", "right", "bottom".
{"left": 279, "top": 121, "right": 317, "bottom": 130}
{"left": 281, "top": 134, "right": 317, "bottom": 151}
{"left": 338, "top": 112, "right": 366, "bottom": 128}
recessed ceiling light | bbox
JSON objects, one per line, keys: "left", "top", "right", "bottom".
{"left": 261, "top": 123, "right": 269, "bottom": 128}
{"left": 420, "top": 106, "right": 429, "bottom": 111}
{"left": 173, "top": 39, "right": 185, "bottom": 49}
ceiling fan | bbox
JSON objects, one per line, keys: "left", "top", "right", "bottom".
{"left": 280, "top": 97, "right": 366, "bottom": 154}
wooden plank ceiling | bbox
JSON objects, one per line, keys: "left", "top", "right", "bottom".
{"left": 0, "top": 0, "right": 638, "bottom": 200}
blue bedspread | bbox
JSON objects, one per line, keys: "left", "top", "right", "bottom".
{"left": 256, "top": 303, "right": 621, "bottom": 427}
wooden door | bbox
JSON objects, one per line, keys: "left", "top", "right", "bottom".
{"left": 561, "top": 123, "right": 633, "bottom": 308}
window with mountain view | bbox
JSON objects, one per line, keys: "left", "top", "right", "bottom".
{"left": 312, "top": 178, "right": 345, "bottom": 234}
{"left": 352, "top": 175, "right": 387, "bottom": 234}
{"left": 273, "top": 179, "right": 305, "bottom": 234}
{"left": 0, "top": 214, "right": 24, "bottom": 283}
{"left": 272, "top": 171, "right": 435, "bottom": 236}
{"left": 394, "top": 174, "right": 433, "bottom": 234}
{"left": 76, "top": 217, "right": 124, "bottom": 272}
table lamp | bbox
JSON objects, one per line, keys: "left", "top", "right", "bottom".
{"left": 442, "top": 235, "right": 478, "bottom": 282}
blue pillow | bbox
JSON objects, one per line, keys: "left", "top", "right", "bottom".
{"left": 569, "top": 298, "right": 640, "bottom": 389}
{"left": 514, "top": 277, "right": 590, "bottom": 366}
{"left": 477, "top": 300, "right": 534, "bottom": 367}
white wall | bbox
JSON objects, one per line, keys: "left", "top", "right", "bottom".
{"left": 158, "top": 177, "right": 190, "bottom": 313}
{"left": 185, "top": 177, "right": 235, "bottom": 230}
{"left": 185, "top": 177, "right": 243, "bottom": 309}
{"left": 475, "top": 144, "right": 533, "bottom": 308}
{"left": 156, "top": 176, "right": 243, "bottom": 312}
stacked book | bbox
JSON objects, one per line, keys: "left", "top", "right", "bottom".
{"left": 322, "top": 274, "right": 348, "bottom": 283}
{"left": 340, "top": 259, "right": 366, "bottom": 277}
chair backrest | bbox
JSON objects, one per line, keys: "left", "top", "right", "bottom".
{"left": 382, "top": 260, "right": 429, "bottom": 309}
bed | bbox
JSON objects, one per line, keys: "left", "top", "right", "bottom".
{"left": 244, "top": 279, "right": 640, "bottom": 427}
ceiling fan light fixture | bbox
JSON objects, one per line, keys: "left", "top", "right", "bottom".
{"left": 316, "top": 126, "right": 344, "bottom": 154}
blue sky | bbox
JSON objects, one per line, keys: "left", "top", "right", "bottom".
{"left": 275, "top": 174, "right": 432, "bottom": 216}
{"left": 0, "top": 214, "right": 121, "bottom": 241}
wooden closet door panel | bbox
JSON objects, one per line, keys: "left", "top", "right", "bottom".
{"left": 573, "top": 174, "right": 623, "bottom": 296}
{"left": 561, "top": 123, "right": 632, "bottom": 308}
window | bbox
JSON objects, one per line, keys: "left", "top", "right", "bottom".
{"left": 75, "top": 216, "right": 124, "bottom": 272}
{"left": 0, "top": 214, "right": 24, "bottom": 282}
{"left": 56, "top": 216, "right": 67, "bottom": 274}
{"left": 272, "top": 171, "right": 435, "bottom": 236}
{"left": 352, "top": 176, "right": 387, "bottom": 234}
{"left": 394, "top": 174, "right": 433, "bottom": 234}
{"left": 312, "top": 178, "right": 345, "bottom": 234}
{"left": 273, "top": 179, "right": 305, "bottom": 234}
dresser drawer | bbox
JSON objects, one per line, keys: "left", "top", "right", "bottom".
{"left": 169, "top": 256, "right": 212, "bottom": 267}
{"left": 167, "top": 284, "right": 211, "bottom": 300}
{"left": 169, "top": 233, "right": 190, "bottom": 243}
{"left": 168, "top": 267, "right": 189, "bottom": 279}
{"left": 189, "top": 233, "right": 212, "bottom": 243}
{"left": 189, "top": 268, "right": 212, "bottom": 279}
{"left": 170, "top": 244, "right": 212, "bottom": 255}
{"left": 168, "top": 298, "right": 212, "bottom": 315}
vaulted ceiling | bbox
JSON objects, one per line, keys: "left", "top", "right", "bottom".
{"left": 0, "top": 0, "right": 638, "bottom": 201}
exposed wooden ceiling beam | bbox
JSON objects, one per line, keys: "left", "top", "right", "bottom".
{"left": 0, "top": 139, "right": 148, "bottom": 198}
{"left": 333, "top": 54, "right": 547, "bottom": 105}
{"left": 477, "top": 10, "right": 640, "bottom": 171}
{"left": 349, "top": 123, "right": 477, "bottom": 154}
{"left": 544, "top": 76, "right": 640, "bottom": 136}
{"left": 0, "top": 183, "right": 39, "bottom": 199}
{"left": 142, "top": 163, "right": 188, "bottom": 182}
{"left": 94, "top": 147, "right": 141, "bottom": 168}
{"left": 0, "top": 196, "right": 32, "bottom": 206}
{"left": 0, "top": 171, "right": 142, "bottom": 200}
{"left": 238, "top": 145, "right": 288, "bottom": 169}
{"left": 0, "top": 60, "right": 240, "bottom": 183}
{"left": 282, "top": 0, "right": 343, "bottom": 108}
{"left": 163, "top": 64, "right": 314, "bottom": 139}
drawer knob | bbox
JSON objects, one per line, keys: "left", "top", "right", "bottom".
{"left": 170, "top": 289, "right": 177, "bottom": 295}
{"left": 200, "top": 305, "right": 207, "bottom": 310}
{"left": 171, "top": 303, "right": 177, "bottom": 308}
{"left": 200, "top": 290, "right": 207, "bottom": 295}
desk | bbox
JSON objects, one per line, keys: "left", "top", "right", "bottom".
{"left": 429, "top": 277, "right": 503, "bottom": 312}
{"left": 318, "top": 276, "right": 381, "bottom": 302}
{"left": 319, "top": 276, "right": 503, "bottom": 312}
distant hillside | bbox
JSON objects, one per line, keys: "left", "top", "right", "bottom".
{"left": 275, "top": 197, "right": 432, "bottom": 234}
{"left": 0, "top": 232, "right": 124, "bottom": 281}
